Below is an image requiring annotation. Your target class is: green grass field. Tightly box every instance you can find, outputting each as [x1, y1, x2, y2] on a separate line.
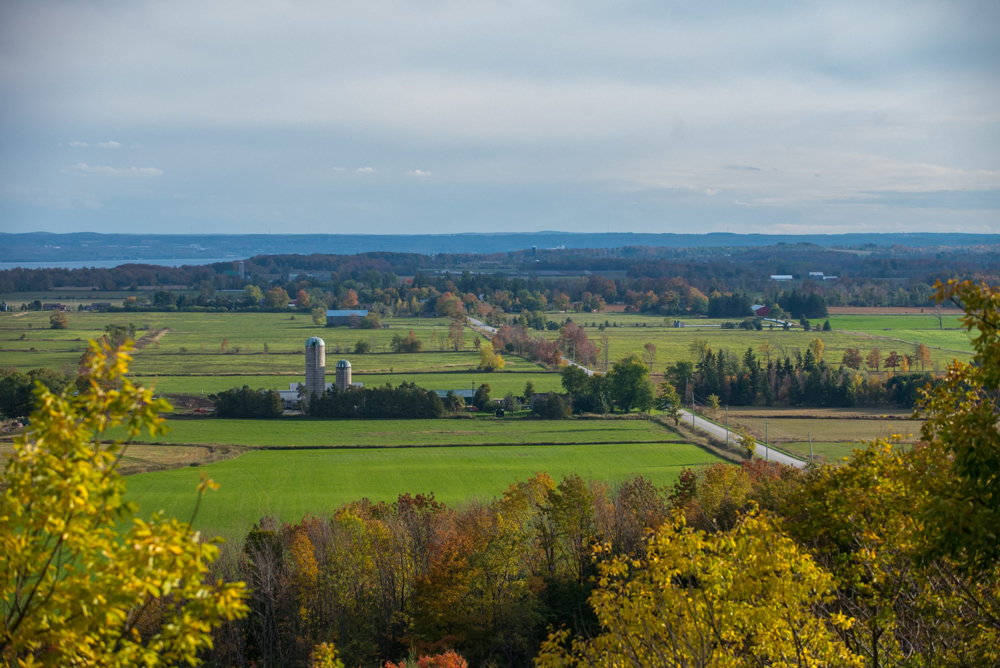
[125, 442, 723, 534]
[0, 311, 552, 380]
[826, 314, 965, 331]
[147, 371, 563, 397]
[544, 325, 969, 373]
[124, 415, 682, 447]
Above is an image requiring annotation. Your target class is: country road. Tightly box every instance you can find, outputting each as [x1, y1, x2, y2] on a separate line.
[677, 409, 805, 468]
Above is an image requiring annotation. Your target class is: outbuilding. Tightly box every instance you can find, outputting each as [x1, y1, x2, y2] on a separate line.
[325, 309, 369, 326]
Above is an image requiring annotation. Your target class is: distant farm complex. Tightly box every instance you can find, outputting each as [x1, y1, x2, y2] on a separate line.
[277, 337, 359, 408]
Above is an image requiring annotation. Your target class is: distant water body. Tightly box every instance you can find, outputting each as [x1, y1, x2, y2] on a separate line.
[0, 258, 239, 271]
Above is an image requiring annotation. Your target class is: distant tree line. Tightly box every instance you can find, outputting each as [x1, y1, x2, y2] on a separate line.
[664, 342, 936, 408]
[4, 246, 992, 323]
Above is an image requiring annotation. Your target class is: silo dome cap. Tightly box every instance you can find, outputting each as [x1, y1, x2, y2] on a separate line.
[336, 359, 352, 368]
[306, 337, 325, 346]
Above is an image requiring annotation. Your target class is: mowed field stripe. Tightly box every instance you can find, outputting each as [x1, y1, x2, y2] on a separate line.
[125, 442, 722, 535]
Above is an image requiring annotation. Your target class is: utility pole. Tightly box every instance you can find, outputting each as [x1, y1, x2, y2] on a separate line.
[725, 405, 729, 446]
[765, 418, 768, 462]
[809, 431, 813, 463]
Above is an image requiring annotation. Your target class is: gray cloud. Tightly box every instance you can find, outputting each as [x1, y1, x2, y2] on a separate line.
[2, 0, 998, 233]
[64, 163, 163, 177]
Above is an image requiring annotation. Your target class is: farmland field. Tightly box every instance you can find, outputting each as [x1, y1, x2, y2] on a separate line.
[119, 415, 683, 448]
[1, 310, 973, 390]
[149, 371, 562, 397]
[0, 442, 234, 476]
[782, 441, 869, 461]
[729, 416, 922, 443]
[0, 310, 556, 387]
[825, 314, 964, 331]
[125, 442, 725, 534]
[721, 414, 922, 462]
[540, 319, 969, 372]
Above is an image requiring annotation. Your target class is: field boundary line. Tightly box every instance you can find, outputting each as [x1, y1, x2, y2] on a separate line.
[122, 439, 694, 450]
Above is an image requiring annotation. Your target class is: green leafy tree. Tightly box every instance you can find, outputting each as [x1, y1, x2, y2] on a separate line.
[311, 306, 326, 325]
[918, 280, 1000, 570]
[0, 373, 34, 419]
[656, 381, 682, 425]
[532, 393, 570, 420]
[608, 355, 654, 412]
[0, 340, 247, 665]
[523, 379, 536, 400]
[560, 365, 590, 395]
[243, 284, 263, 303]
[472, 383, 491, 411]
[0, 369, 73, 420]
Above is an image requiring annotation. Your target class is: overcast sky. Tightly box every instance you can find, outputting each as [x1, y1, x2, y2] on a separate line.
[1, 0, 998, 235]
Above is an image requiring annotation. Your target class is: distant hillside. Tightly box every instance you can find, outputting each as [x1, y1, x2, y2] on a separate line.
[2, 231, 998, 264]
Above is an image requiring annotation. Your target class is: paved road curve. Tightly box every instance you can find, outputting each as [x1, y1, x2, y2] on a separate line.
[678, 409, 806, 468]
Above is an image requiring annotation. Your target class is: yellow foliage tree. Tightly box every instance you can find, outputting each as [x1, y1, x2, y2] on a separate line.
[0, 339, 247, 666]
[536, 512, 861, 667]
[738, 427, 757, 460]
[809, 337, 825, 362]
[478, 345, 506, 371]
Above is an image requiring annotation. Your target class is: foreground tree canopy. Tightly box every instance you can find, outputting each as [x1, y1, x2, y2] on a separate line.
[0, 340, 247, 666]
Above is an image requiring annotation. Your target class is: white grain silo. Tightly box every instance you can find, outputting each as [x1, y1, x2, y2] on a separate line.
[335, 359, 352, 391]
[305, 337, 326, 399]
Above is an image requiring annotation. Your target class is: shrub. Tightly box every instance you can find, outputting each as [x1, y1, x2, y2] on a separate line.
[49, 311, 68, 329]
[533, 393, 571, 419]
[391, 331, 423, 353]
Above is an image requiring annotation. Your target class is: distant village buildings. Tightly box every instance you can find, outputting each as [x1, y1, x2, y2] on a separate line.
[325, 309, 369, 326]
